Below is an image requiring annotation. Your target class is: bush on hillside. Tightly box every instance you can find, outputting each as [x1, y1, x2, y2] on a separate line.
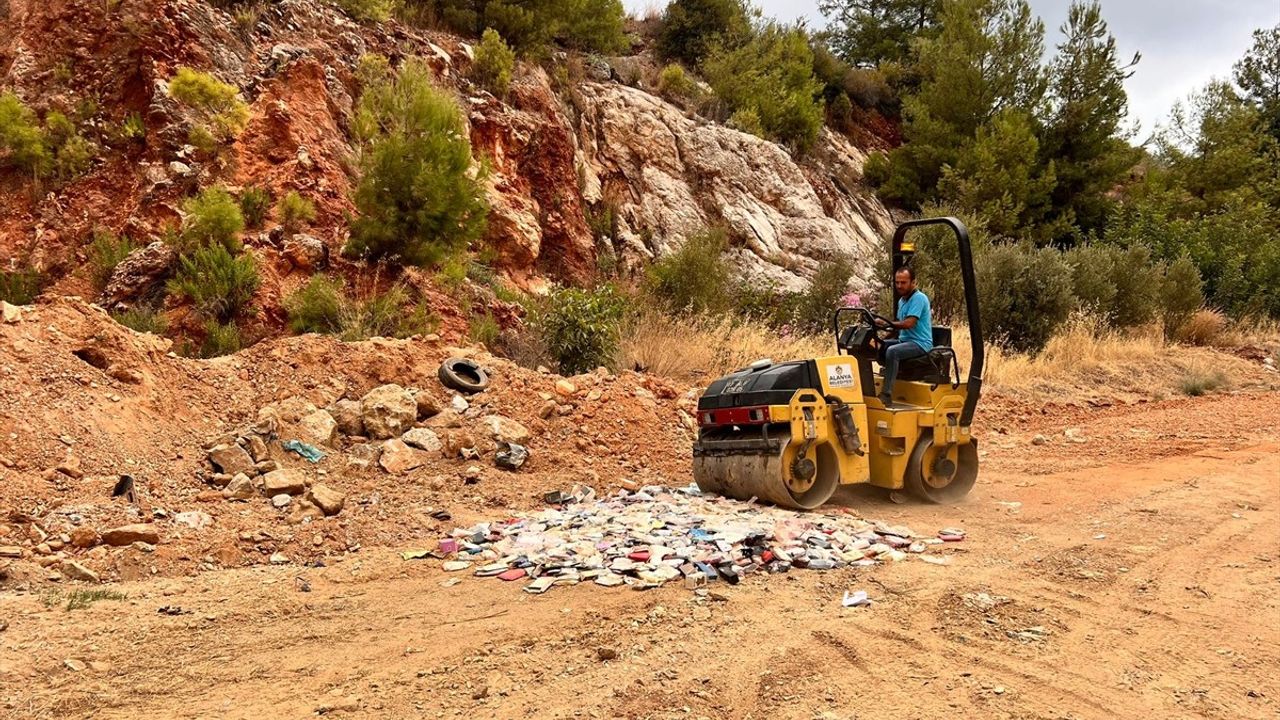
[1160, 255, 1204, 338]
[347, 59, 488, 267]
[1108, 244, 1162, 328]
[44, 111, 95, 181]
[644, 227, 732, 315]
[472, 28, 516, 97]
[167, 67, 249, 140]
[167, 244, 260, 322]
[1064, 244, 1119, 316]
[285, 275, 345, 334]
[178, 187, 245, 253]
[0, 268, 44, 305]
[786, 254, 857, 334]
[239, 186, 272, 229]
[977, 242, 1074, 353]
[657, 0, 752, 66]
[88, 230, 137, 288]
[199, 320, 245, 358]
[0, 92, 50, 175]
[423, 0, 626, 56]
[278, 190, 316, 234]
[701, 23, 825, 152]
[656, 63, 697, 101]
[111, 305, 168, 335]
[532, 284, 624, 374]
[332, 0, 396, 22]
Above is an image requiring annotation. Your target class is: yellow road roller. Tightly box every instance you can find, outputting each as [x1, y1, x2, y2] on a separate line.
[693, 217, 983, 508]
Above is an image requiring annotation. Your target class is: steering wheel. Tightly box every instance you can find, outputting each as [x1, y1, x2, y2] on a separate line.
[852, 308, 896, 342]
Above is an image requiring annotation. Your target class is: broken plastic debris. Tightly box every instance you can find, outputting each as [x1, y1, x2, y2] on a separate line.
[442, 560, 471, 572]
[842, 590, 872, 607]
[281, 440, 325, 463]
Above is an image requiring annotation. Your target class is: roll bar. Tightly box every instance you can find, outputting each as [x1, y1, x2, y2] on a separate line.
[892, 217, 984, 427]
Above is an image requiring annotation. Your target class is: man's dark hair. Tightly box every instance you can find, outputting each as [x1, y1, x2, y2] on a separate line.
[894, 266, 916, 280]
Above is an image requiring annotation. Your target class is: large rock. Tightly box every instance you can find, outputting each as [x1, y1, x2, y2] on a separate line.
[258, 398, 337, 447]
[261, 468, 307, 496]
[402, 428, 443, 453]
[208, 444, 255, 476]
[61, 560, 99, 583]
[100, 242, 177, 311]
[306, 484, 345, 516]
[574, 84, 892, 290]
[379, 439, 426, 475]
[328, 399, 365, 437]
[361, 385, 417, 440]
[480, 415, 531, 445]
[101, 524, 160, 546]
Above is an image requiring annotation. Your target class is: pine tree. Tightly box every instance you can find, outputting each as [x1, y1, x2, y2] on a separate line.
[1233, 25, 1280, 142]
[1039, 1, 1141, 244]
[817, 0, 941, 66]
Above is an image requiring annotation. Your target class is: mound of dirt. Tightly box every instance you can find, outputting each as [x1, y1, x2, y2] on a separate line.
[0, 297, 695, 585]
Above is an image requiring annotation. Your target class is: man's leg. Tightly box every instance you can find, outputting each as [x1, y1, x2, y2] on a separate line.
[880, 340, 925, 406]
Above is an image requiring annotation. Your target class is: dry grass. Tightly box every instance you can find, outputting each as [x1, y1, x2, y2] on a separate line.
[1176, 309, 1230, 346]
[618, 309, 829, 383]
[621, 308, 1278, 402]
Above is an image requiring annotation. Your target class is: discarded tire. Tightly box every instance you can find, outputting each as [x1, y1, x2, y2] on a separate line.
[438, 357, 490, 394]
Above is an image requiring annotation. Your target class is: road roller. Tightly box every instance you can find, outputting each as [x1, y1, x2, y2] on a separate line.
[693, 217, 984, 508]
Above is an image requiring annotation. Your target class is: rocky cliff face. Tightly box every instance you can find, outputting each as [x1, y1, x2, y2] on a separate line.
[0, 0, 893, 320]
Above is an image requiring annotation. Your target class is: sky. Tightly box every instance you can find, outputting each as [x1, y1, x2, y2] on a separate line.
[624, 0, 1280, 140]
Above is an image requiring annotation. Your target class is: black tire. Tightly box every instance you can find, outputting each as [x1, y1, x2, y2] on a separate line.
[905, 431, 978, 503]
[438, 357, 490, 394]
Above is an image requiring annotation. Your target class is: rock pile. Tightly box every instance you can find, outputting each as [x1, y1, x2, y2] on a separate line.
[432, 485, 960, 594]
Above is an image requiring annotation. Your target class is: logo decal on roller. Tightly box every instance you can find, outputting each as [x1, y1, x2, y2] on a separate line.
[826, 363, 854, 388]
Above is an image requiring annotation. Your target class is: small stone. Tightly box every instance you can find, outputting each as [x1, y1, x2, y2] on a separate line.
[495, 442, 529, 471]
[269, 552, 289, 564]
[450, 395, 469, 413]
[464, 465, 482, 483]
[480, 415, 531, 444]
[306, 484, 345, 516]
[271, 493, 293, 508]
[64, 658, 88, 672]
[555, 379, 577, 397]
[402, 428, 443, 453]
[107, 365, 144, 384]
[261, 468, 307, 496]
[56, 455, 84, 479]
[222, 473, 256, 500]
[0, 301, 21, 323]
[69, 527, 100, 549]
[60, 560, 99, 583]
[173, 511, 212, 530]
[379, 439, 427, 475]
[101, 524, 160, 546]
[298, 409, 338, 447]
[208, 444, 255, 476]
[538, 400, 557, 419]
[596, 647, 618, 661]
[244, 435, 270, 463]
[0, 546, 22, 558]
[409, 388, 441, 419]
[1031, 434, 1049, 446]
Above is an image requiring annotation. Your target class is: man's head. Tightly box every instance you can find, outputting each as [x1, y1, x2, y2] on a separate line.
[894, 266, 917, 297]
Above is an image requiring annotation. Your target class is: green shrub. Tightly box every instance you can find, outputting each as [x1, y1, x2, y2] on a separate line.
[1064, 244, 1119, 316]
[977, 242, 1074, 353]
[533, 284, 624, 374]
[842, 67, 894, 111]
[473, 28, 516, 97]
[656, 63, 696, 101]
[111, 305, 168, 334]
[701, 23, 825, 152]
[787, 254, 857, 334]
[53, 134, 94, 179]
[179, 188, 245, 253]
[342, 284, 437, 340]
[469, 311, 500, 347]
[0, 268, 44, 305]
[200, 320, 244, 358]
[347, 59, 488, 267]
[285, 275, 345, 334]
[333, 0, 396, 21]
[167, 244, 260, 322]
[0, 92, 50, 175]
[1108, 244, 1162, 328]
[120, 112, 146, 140]
[1160, 255, 1204, 338]
[727, 108, 764, 136]
[278, 190, 316, 233]
[644, 227, 731, 315]
[862, 151, 891, 187]
[167, 67, 249, 140]
[239, 186, 272, 229]
[658, 0, 752, 66]
[88, 230, 137, 287]
[585, 201, 618, 244]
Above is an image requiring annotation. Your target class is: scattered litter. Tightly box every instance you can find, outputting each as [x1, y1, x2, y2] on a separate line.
[282, 440, 325, 463]
[495, 442, 529, 471]
[842, 590, 872, 607]
[920, 555, 949, 565]
[439, 484, 955, 595]
[1092, 534, 1106, 540]
[401, 549, 432, 561]
[442, 560, 472, 572]
[440, 578, 462, 588]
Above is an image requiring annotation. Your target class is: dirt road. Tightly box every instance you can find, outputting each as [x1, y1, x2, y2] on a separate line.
[3, 392, 1279, 720]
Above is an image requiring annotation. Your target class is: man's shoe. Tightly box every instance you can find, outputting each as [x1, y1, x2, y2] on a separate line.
[878, 393, 897, 409]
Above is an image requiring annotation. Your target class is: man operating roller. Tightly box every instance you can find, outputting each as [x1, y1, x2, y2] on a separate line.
[874, 266, 932, 408]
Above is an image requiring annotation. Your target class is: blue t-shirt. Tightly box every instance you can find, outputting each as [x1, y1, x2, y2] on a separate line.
[897, 290, 933, 351]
